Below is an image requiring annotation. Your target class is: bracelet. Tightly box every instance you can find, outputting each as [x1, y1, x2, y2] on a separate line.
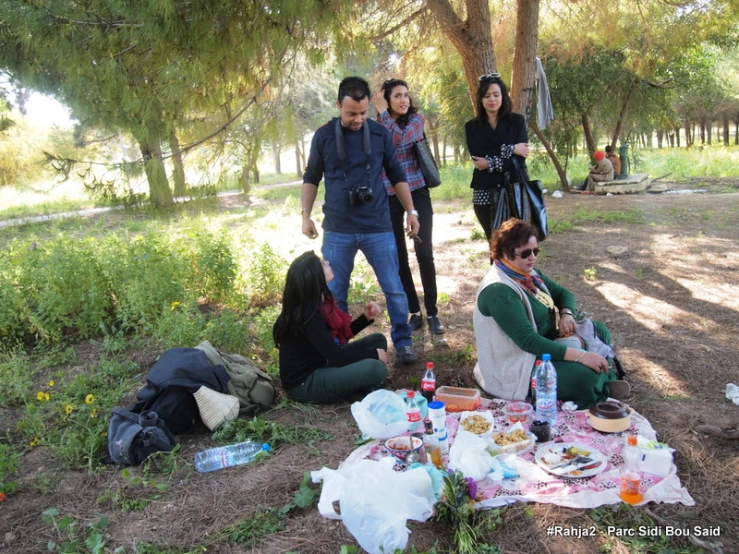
[575, 352, 587, 364]
[560, 309, 573, 317]
[301, 208, 310, 215]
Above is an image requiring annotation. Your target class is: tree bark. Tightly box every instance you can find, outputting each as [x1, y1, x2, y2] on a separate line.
[706, 120, 712, 144]
[426, 0, 497, 108]
[241, 165, 251, 196]
[272, 140, 281, 174]
[168, 129, 187, 197]
[611, 82, 635, 148]
[675, 127, 680, 148]
[582, 113, 596, 156]
[295, 140, 302, 178]
[510, 0, 540, 123]
[135, 127, 173, 208]
[529, 120, 568, 191]
[700, 119, 706, 144]
[723, 116, 729, 146]
[656, 129, 663, 148]
[442, 135, 448, 166]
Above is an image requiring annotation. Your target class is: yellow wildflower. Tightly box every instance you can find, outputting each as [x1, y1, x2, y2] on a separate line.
[90, 408, 98, 418]
[102, 431, 107, 437]
[48, 380, 55, 387]
[171, 301, 181, 311]
[44, 392, 50, 401]
[30, 437, 40, 447]
[36, 391, 45, 401]
[64, 405, 73, 414]
[85, 394, 95, 405]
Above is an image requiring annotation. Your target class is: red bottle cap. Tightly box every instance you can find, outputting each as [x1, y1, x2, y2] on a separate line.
[626, 436, 638, 446]
[426, 362, 435, 370]
[407, 391, 415, 398]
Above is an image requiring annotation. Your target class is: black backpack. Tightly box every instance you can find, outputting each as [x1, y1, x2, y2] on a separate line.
[107, 408, 177, 466]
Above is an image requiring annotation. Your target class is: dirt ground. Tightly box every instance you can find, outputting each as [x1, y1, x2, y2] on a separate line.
[2, 184, 738, 554]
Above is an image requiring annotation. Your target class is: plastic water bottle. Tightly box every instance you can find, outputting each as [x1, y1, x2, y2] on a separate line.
[530, 360, 542, 404]
[421, 362, 436, 403]
[194, 441, 270, 473]
[619, 436, 643, 504]
[535, 353, 557, 425]
[405, 391, 423, 433]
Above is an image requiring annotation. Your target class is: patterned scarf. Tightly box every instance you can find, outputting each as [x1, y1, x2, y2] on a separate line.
[494, 259, 555, 310]
[319, 296, 355, 345]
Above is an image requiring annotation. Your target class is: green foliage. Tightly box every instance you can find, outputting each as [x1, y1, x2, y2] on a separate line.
[238, 241, 286, 308]
[204, 309, 250, 353]
[0, 349, 33, 405]
[151, 303, 207, 350]
[250, 305, 281, 375]
[42, 508, 111, 554]
[0, 443, 20, 496]
[213, 417, 333, 450]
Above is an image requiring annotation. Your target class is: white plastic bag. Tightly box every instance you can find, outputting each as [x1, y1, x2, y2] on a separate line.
[351, 389, 409, 440]
[448, 429, 494, 481]
[311, 457, 436, 554]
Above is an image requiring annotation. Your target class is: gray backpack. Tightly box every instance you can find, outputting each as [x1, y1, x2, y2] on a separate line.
[107, 408, 177, 465]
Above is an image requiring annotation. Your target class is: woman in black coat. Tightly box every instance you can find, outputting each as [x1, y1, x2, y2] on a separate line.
[465, 74, 530, 243]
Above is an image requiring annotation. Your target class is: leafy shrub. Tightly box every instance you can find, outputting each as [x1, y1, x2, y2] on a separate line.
[0, 350, 33, 405]
[204, 309, 250, 353]
[238, 241, 286, 308]
[150, 302, 207, 350]
[181, 226, 237, 303]
[250, 305, 281, 375]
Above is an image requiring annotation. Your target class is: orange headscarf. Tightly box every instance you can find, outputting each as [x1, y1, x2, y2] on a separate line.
[594, 151, 605, 162]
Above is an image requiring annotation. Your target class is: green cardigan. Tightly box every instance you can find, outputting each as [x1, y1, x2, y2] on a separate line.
[477, 272, 576, 361]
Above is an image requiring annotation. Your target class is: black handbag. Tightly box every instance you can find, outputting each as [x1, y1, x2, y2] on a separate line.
[413, 134, 441, 188]
[511, 158, 548, 240]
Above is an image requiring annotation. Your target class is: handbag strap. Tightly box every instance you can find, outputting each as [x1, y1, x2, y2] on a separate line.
[510, 156, 528, 184]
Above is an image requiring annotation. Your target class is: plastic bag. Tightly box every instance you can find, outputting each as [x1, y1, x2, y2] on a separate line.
[311, 457, 436, 554]
[448, 429, 494, 481]
[351, 389, 409, 440]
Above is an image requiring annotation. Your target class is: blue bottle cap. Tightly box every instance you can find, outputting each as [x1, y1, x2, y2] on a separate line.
[428, 401, 445, 410]
[261, 443, 271, 452]
[542, 353, 551, 361]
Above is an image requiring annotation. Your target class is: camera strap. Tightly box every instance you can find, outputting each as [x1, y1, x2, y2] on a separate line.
[335, 118, 372, 186]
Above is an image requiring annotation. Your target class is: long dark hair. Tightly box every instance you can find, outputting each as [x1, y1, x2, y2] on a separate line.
[474, 75, 512, 126]
[272, 251, 332, 347]
[382, 78, 418, 128]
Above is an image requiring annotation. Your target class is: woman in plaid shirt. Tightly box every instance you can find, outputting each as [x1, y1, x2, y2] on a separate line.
[374, 79, 444, 335]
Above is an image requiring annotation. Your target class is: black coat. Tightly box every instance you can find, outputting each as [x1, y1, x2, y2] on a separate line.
[465, 113, 528, 190]
[134, 348, 231, 434]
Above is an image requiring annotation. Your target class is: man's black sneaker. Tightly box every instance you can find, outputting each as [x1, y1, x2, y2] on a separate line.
[427, 315, 445, 335]
[397, 345, 418, 365]
[408, 313, 424, 331]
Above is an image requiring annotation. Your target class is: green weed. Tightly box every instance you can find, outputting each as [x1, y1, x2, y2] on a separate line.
[584, 267, 598, 281]
[0, 349, 33, 405]
[42, 508, 111, 554]
[0, 443, 20, 496]
[212, 417, 333, 450]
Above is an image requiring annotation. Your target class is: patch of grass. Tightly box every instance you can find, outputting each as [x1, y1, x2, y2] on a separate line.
[212, 417, 334, 449]
[42, 508, 112, 554]
[0, 443, 21, 497]
[584, 267, 598, 281]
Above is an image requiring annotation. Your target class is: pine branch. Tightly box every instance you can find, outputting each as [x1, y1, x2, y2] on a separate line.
[366, 6, 427, 42]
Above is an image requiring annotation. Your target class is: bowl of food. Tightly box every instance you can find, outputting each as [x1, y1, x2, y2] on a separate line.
[488, 427, 536, 455]
[459, 411, 495, 438]
[384, 436, 424, 463]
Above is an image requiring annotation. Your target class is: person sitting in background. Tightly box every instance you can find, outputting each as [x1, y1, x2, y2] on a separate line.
[472, 218, 629, 408]
[273, 252, 388, 404]
[605, 144, 622, 176]
[583, 150, 614, 194]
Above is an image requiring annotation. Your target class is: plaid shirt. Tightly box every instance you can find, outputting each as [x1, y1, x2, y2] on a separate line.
[378, 111, 427, 195]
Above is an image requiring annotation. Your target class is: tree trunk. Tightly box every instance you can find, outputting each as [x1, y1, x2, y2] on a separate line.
[295, 140, 302, 178]
[135, 127, 173, 208]
[706, 120, 712, 144]
[656, 129, 663, 148]
[611, 82, 635, 148]
[272, 140, 281, 174]
[241, 165, 251, 196]
[700, 119, 705, 144]
[529, 120, 568, 191]
[675, 127, 681, 148]
[426, 0, 496, 108]
[723, 116, 729, 146]
[582, 113, 596, 156]
[442, 135, 448, 166]
[510, 0, 540, 123]
[735, 116, 738, 145]
[168, 129, 187, 197]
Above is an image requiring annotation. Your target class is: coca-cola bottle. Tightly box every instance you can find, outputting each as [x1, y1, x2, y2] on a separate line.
[421, 362, 436, 403]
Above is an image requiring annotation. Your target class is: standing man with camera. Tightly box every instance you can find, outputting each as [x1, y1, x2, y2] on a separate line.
[301, 76, 420, 365]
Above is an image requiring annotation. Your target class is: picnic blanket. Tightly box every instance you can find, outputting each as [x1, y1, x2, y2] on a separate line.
[344, 398, 694, 510]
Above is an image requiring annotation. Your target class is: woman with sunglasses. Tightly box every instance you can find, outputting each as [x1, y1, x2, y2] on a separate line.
[473, 218, 627, 408]
[465, 74, 530, 248]
[373, 78, 444, 335]
[273, 251, 388, 403]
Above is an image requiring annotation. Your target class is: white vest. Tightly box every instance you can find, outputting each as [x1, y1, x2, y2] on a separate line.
[473, 265, 550, 400]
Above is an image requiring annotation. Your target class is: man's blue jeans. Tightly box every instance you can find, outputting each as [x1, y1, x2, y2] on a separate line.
[322, 231, 412, 349]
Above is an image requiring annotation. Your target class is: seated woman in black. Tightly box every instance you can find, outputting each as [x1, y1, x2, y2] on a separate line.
[273, 251, 388, 403]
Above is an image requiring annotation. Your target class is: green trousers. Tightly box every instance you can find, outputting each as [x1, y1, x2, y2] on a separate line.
[552, 321, 618, 409]
[286, 333, 388, 404]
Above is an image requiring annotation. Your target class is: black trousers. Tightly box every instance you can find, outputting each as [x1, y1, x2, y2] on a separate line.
[473, 187, 505, 241]
[388, 187, 438, 316]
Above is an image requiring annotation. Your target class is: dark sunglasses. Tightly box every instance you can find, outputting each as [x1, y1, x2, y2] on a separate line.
[516, 248, 540, 258]
[478, 73, 501, 81]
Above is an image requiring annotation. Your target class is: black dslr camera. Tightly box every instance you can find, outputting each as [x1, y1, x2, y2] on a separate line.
[348, 184, 374, 205]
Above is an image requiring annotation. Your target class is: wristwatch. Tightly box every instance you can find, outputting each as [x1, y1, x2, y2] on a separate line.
[560, 309, 574, 317]
[407, 209, 419, 217]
